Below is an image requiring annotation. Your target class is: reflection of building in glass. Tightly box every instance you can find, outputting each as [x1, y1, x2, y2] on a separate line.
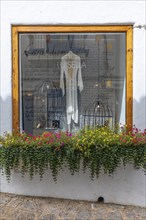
[20, 33, 125, 134]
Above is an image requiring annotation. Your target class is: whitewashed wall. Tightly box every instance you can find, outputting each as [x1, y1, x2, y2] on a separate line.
[1, 165, 146, 207]
[0, 0, 146, 207]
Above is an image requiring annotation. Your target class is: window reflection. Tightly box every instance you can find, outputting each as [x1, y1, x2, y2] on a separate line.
[20, 33, 126, 134]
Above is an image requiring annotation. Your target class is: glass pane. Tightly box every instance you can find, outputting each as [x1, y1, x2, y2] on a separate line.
[19, 33, 126, 135]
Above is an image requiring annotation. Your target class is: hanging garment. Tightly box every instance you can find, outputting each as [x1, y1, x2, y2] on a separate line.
[60, 51, 83, 125]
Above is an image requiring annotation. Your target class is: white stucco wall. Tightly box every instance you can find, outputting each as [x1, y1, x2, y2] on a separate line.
[1, 165, 146, 207]
[0, 0, 146, 133]
[0, 0, 146, 207]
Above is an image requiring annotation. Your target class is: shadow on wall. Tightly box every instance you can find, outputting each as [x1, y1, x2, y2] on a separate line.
[133, 96, 146, 129]
[0, 96, 12, 135]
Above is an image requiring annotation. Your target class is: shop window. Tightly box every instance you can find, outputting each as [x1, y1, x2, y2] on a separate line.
[12, 26, 133, 134]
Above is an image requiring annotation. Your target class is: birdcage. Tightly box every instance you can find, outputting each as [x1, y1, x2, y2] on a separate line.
[83, 97, 113, 128]
[82, 35, 113, 129]
[34, 80, 66, 131]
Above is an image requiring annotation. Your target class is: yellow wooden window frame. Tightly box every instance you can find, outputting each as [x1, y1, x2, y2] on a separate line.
[12, 25, 133, 131]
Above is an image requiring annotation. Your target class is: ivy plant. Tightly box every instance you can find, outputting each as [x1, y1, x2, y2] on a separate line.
[0, 126, 146, 182]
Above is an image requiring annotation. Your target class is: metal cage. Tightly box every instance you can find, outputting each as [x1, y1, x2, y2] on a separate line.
[35, 80, 66, 130]
[83, 97, 113, 128]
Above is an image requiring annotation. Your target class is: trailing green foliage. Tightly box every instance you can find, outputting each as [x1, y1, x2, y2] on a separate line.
[0, 126, 146, 182]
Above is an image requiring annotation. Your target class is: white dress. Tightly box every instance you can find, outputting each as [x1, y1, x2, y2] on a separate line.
[60, 51, 83, 125]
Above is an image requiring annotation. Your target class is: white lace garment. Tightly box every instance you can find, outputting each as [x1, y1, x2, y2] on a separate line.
[60, 51, 83, 125]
